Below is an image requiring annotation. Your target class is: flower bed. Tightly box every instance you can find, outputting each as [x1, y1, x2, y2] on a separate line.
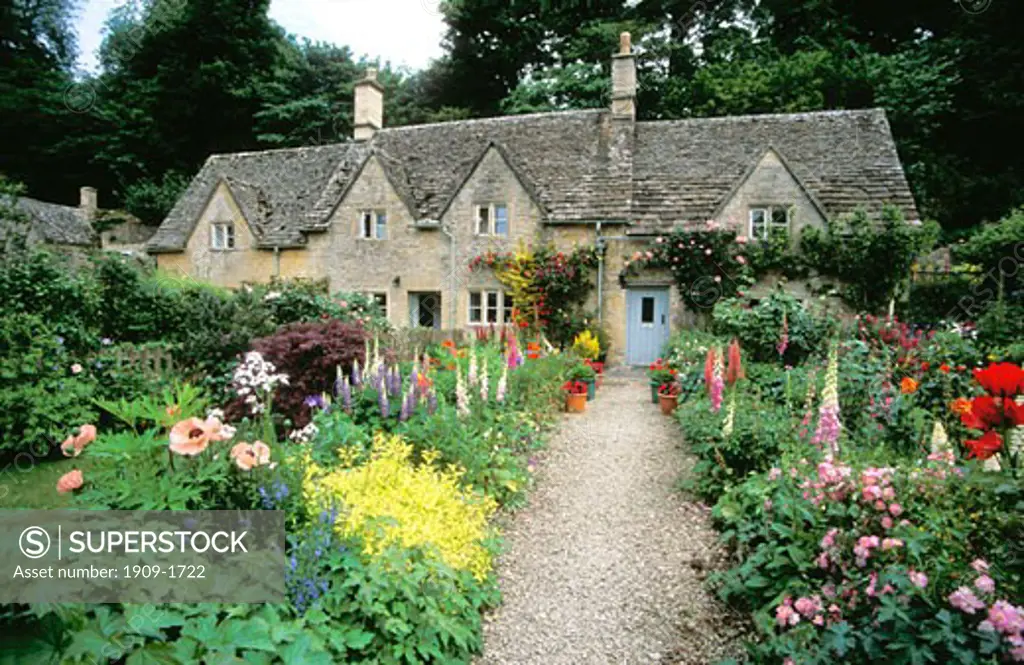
[668, 311, 1024, 663]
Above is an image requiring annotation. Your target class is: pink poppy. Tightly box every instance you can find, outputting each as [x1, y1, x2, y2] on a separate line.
[169, 418, 213, 456]
[230, 440, 272, 471]
[61, 424, 97, 458]
[57, 469, 83, 494]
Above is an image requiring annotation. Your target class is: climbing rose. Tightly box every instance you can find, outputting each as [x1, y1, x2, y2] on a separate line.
[949, 587, 986, 614]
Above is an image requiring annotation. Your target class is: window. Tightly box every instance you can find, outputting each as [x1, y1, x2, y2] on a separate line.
[749, 206, 790, 241]
[475, 203, 509, 236]
[640, 296, 655, 325]
[409, 292, 441, 329]
[211, 222, 235, 250]
[468, 290, 511, 324]
[359, 210, 387, 239]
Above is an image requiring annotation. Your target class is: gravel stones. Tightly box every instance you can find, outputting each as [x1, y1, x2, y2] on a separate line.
[478, 374, 743, 664]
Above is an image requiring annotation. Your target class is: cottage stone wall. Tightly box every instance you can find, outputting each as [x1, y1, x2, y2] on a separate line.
[283, 156, 444, 327]
[716, 149, 826, 244]
[441, 147, 547, 329]
[156, 182, 275, 286]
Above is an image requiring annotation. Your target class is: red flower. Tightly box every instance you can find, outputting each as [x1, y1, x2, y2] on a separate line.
[964, 430, 1003, 460]
[973, 362, 1024, 397]
[921, 361, 930, 372]
[726, 339, 744, 386]
[562, 380, 587, 395]
[1005, 398, 1024, 427]
[959, 396, 1006, 430]
[939, 364, 951, 374]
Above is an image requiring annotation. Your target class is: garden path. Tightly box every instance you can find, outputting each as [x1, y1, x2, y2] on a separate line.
[478, 371, 742, 665]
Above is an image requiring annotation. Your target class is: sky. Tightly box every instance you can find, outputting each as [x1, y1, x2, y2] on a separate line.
[75, 0, 447, 73]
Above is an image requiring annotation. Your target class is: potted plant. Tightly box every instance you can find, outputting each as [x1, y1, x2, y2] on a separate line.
[567, 363, 597, 400]
[657, 382, 681, 416]
[587, 359, 605, 387]
[648, 359, 677, 403]
[562, 380, 588, 413]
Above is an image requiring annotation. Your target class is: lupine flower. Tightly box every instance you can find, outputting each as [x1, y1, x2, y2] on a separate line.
[726, 339, 744, 386]
[496, 364, 508, 403]
[427, 389, 438, 414]
[455, 367, 470, 418]
[507, 335, 520, 369]
[949, 586, 986, 614]
[339, 376, 352, 411]
[468, 346, 478, 387]
[480, 364, 489, 401]
[812, 347, 841, 458]
[722, 393, 736, 436]
[304, 394, 326, 411]
[351, 359, 362, 387]
[399, 387, 412, 422]
[378, 386, 390, 418]
[709, 348, 725, 413]
[777, 312, 789, 358]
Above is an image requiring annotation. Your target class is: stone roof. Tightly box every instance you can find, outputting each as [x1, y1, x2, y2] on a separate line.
[0, 196, 97, 247]
[149, 107, 918, 252]
[631, 108, 919, 233]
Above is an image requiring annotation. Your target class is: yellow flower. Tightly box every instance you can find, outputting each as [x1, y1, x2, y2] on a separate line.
[303, 433, 497, 580]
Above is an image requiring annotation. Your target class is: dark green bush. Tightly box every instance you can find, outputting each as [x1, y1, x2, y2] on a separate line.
[712, 290, 837, 364]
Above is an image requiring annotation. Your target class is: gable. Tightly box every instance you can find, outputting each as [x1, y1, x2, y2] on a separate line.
[436, 143, 544, 222]
[325, 155, 413, 230]
[186, 181, 259, 250]
[716, 148, 827, 239]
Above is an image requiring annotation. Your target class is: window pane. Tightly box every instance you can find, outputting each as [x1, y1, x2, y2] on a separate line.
[469, 292, 481, 323]
[502, 293, 513, 323]
[750, 209, 767, 239]
[212, 225, 221, 248]
[225, 224, 235, 248]
[376, 212, 387, 239]
[494, 205, 508, 236]
[476, 206, 489, 234]
[487, 292, 498, 308]
[770, 207, 789, 234]
[641, 296, 655, 324]
[359, 212, 371, 237]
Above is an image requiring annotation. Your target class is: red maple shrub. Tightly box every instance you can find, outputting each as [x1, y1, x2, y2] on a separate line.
[248, 319, 368, 427]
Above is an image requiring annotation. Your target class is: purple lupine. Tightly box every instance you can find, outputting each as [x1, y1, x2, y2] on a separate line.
[390, 367, 402, 397]
[427, 389, 438, 414]
[410, 369, 420, 398]
[351, 359, 362, 387]
[340, 376, 352, 412]
[378, 386, 390, 418]
[304, 394, 326, 411]
[399, 392, 411, 422]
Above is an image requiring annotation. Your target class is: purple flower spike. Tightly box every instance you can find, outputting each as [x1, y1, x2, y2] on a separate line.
[378, 387, 390, 418]
[340, 378, 352, 412]
[351, 360, 362, 387]
[427, 390, 438, 414]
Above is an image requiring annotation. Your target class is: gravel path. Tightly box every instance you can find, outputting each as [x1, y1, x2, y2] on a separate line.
[478, 372, 742, 665]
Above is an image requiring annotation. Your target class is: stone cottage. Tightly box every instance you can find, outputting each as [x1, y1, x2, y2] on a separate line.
[147, 33, 918, 365]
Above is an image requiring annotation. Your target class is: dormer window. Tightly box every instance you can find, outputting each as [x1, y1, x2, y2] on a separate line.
[749, 206, 790, 241]
[211, 222, 235, 250]
[359, 210, 387, 239]
[475, 203, 508, 236]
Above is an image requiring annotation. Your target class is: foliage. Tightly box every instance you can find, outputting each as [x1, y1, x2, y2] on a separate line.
[303, 433, 499, 581]
[571, 329, 601, 361]
[620, 226, 752, 312]
[0, 314, 98, 459]
[470, 244, 600, 347]
[801, 208, 938, 311]
[712, 291, 837, 365]
[248, 319, 368, 428]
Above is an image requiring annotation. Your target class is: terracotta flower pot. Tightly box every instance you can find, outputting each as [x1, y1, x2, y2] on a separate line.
[565, 392, 587, 413]
[658, 392, 679, 416]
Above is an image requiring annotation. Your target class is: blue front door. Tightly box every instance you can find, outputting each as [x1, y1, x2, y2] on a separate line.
[626, 288, 670, 365]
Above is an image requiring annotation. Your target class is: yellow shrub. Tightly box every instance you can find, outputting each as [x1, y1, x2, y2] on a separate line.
[572, 330, 601, 360]
[302, 433, 498, 580]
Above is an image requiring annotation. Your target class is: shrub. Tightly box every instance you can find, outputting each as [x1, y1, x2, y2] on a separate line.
[302, 433, 498, 581]
[712, 290, 836, 364]
[249, 319, 367, 427]
[92, 253, 184, 344]
[0, 314, 97, 460]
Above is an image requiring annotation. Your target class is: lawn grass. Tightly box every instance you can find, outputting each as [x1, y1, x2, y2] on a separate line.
[0, 457, 92, 509]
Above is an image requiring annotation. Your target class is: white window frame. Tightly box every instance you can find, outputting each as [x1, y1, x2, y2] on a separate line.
[468, 290, 512, 325]
[210, 222, 235, 250]
[749, 206, 791, 241]
[474, 203, 509, 237]
[358, 210, 387, 240]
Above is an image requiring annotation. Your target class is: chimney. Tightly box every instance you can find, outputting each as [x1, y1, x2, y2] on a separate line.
[353, 67, 384, 141]
[79, 186, 98, 222]
[611, 32, 636, 120]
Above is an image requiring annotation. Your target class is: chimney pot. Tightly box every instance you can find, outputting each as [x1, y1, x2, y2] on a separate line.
[619, 32, 632, 55]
